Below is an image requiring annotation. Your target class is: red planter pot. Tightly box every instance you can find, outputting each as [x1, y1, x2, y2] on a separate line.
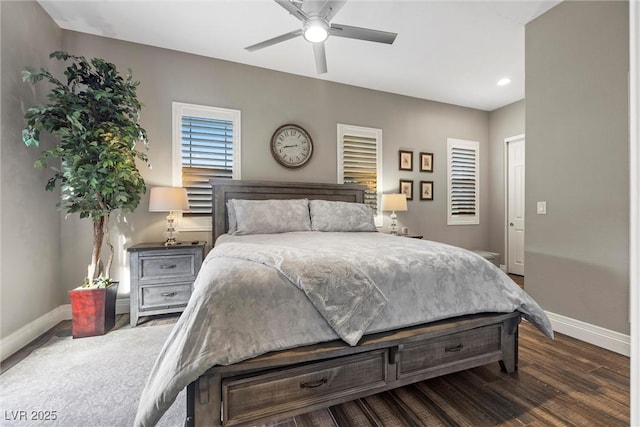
[68, 282, 118, 338]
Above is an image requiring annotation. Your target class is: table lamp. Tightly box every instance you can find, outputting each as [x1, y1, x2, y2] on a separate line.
[381, 193, 408, 235]
[148, 187, 189, 246]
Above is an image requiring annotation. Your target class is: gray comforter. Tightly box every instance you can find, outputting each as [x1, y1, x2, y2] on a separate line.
[135, 232, 553, 427]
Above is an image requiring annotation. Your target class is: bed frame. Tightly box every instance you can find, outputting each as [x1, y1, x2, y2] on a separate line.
[185, 179, 520, 427]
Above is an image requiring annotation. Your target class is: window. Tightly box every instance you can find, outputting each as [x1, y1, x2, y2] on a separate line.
[337, 124, 382, 226]
[172, 102, 241, 230]
[447, 138, 479, 225]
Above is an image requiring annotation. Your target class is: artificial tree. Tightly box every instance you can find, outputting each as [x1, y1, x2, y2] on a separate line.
[22, 51, 149, 288]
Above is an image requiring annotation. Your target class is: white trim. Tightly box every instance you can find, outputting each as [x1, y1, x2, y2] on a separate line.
[171, 101, 241, 232]
[0, 306, 67, 361]
[545, 311, 630, 356]
[447, 138, 480, 225]
[629, 1, 639, 424]
[504, 133, 525, 144]
[503, 134, 525, 273]
[0, 299, 130, 361]
[116, 298, 130, 315]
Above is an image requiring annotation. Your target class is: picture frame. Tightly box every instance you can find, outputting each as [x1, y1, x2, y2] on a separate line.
[420, 181, 434, 201]
[399, 150, 413, 171]
[399, 179, 414, 201]
[420, 152, 434, 172]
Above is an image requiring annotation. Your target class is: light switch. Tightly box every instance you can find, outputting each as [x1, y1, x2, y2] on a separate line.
[537, 201, 547, 214]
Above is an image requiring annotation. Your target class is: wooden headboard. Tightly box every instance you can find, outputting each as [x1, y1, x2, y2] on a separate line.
[210, 179, 366, 244]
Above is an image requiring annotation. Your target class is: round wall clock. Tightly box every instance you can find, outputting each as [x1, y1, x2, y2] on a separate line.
[270, 124, 313, 169]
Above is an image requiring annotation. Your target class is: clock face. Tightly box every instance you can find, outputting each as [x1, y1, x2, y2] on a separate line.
[270, 124, 313, 169]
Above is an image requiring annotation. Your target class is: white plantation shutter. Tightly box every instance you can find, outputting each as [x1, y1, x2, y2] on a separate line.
[173, 102, 240, 229]
[181, 116, 233, 215]
[337, 124, 382, 225]
[447, 138, 479, 225]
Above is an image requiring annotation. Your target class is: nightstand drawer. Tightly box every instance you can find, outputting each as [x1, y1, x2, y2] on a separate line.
[140, 282, 192, 311]
[139, 254, 196, 281]
[128, 242, 205, 327]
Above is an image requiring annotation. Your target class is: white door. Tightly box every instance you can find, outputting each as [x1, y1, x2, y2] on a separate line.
[507, 137, 525, 275]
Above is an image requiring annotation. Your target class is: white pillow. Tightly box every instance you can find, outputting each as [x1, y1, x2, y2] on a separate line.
[232, 199, 311, 235]
[309, 200, 377, 232]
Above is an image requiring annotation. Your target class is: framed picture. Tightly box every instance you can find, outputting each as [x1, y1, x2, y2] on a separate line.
[399, 150, 413, 171]
[420, 152, 434, 172]
[399, 179, 413, 201]
[420, 181, 434, 201]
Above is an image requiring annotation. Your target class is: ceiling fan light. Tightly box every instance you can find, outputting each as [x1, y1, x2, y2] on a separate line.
[303, 19, 329, 43]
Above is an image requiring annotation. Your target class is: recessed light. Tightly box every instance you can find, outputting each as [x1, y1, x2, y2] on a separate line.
[497, 77, 511, 86]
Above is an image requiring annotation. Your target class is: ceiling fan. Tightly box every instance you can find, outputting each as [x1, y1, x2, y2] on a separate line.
[245, 0, 398, 74]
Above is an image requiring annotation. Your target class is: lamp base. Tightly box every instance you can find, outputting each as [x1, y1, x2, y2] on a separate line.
[163, 212, 179, 246]
[389, 211, 398, 235]
[164, 237, 179, 246]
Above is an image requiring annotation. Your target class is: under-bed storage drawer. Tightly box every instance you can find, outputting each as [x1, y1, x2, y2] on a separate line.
[398, 325, 501, 378]
[222, 350, 388, 426]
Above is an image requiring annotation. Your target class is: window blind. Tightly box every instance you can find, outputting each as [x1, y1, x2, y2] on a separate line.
[341, 133, 379, 213]
[447, 139, 479, 225]
[181, 115, 234, 215]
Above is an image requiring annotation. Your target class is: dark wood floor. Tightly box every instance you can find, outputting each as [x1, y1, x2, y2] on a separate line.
[2, 309, 629, 426]
[278, 321, 630, 426]
[508, 273, 524, 288]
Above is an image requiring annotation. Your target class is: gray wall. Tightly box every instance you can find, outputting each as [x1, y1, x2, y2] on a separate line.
[58, 31, 491, 297]
[525, 1, 629, 333]
[0, 1, 63, 337]
[488, 100, 525, 265]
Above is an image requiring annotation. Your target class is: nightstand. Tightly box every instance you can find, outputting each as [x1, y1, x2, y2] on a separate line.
[128, 242, 205, 327]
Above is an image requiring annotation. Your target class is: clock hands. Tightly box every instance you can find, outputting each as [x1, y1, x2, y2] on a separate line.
[271, 124, 313, 169]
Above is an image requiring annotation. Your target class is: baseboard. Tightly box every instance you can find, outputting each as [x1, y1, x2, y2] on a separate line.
[116, 298, 130, 315]
[0, 306, 67, 361]
[546, 311, 630, 356]
[1, 298, 130, 362]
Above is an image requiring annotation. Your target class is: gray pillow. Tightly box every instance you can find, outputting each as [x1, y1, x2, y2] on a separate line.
[226, 200, 237, 233]
[232, 199, 311, 235]
[310, 200, 377, 232]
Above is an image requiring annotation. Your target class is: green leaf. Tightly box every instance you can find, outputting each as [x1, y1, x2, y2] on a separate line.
[22, 50, 150, 280]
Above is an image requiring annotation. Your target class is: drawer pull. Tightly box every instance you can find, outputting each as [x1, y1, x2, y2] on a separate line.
[160, 264, 177, 270]
[445, 344, 464, 352]
[300, 377, 328, 389]
[161, 292, 177, 297]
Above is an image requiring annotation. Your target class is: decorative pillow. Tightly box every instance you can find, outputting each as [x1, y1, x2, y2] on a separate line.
[309, 200, 378, 232]
[226, 200, 237, 233]
[232, 199, 311, 235]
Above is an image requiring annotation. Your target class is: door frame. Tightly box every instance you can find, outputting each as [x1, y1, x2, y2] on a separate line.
[503, 133, 525, 275]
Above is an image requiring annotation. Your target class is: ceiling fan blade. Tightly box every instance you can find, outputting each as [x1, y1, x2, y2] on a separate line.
[329, 23, 397, 44]
[313, 42, 328, 74]
[245, 29, 303, 52]
[318, 0, 346, 22]
[273, 0, 310, 22]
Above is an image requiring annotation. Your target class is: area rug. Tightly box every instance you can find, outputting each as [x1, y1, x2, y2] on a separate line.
[0, 325, 184, 427]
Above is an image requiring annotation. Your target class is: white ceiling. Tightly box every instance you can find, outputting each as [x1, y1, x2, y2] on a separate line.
[38, 0, 560, 111]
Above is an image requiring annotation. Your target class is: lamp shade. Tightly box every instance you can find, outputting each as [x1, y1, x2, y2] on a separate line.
[148, 187, 189, 212]
[381, 193, 407, 212]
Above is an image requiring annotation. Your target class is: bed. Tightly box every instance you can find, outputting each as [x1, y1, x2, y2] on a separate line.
[134, 179, 553, 427]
